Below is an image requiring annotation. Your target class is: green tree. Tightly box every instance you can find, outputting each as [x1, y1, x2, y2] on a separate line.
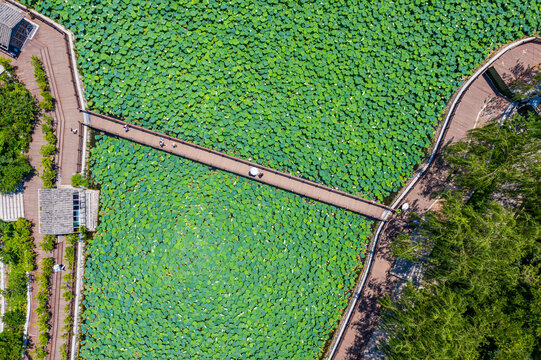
[380, 111, 541, 359]
[2, 308, 25, 330]
[0, 58, 38, 193]
[0, 330, 23, 360]
[71, 173, 89, 188]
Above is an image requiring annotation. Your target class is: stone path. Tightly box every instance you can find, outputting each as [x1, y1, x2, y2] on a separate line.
[82, 110, 393, 220]
[328, 37, 541, 360]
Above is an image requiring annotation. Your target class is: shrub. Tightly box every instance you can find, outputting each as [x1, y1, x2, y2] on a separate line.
[40, 235, 56, 252]
[65, 246, 75, 270]
[35, 346, 48, 360]
[31, 55, 48, 92]
[67, 233, 79, 245]
[43, 114, 54, 126]
[71, 173, 89, 188]
[44, 131, 56, 145]
[39, 91, 54, 111]
[39, 143, 56, 157]
[60, 344, 67, 360]
[38, 330, 48, 346]
[41, 168, 56, 188]
[62, 291, 74, 302]
[41, 123, 53, 134]
[0, 66, 37, 193]
[2, 308, 25, 330]
[39, 157, 52, 172]
[63, 273, 73, 289]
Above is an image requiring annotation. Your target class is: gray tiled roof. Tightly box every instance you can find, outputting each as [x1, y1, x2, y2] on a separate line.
[0, 2, 24, 50]
[39, 188, 100, 234]
[39, 189, 76, 234]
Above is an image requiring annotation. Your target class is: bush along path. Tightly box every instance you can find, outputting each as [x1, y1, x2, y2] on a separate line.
[28, 55, 59, 360]
[0, 219, 35, 359]
[327, 37, 541, 360]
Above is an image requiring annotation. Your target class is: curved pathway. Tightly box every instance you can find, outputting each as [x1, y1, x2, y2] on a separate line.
[327, 37, 541, 360]
[81, 110, 393, 220]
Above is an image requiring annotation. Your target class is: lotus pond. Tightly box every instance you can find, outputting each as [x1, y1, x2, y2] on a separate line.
[25, 0, 540, 199]
[81, 136, 372, 359]
[23, 0, 540, 357]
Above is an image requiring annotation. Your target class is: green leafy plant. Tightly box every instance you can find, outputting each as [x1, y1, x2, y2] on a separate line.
[71, 173, 89, 188]
[0, 58, 37, 193]
[25, 0, 540, 201]
[34, 257, 54, 359]
[39, 143, 56, 157]
[41, 169, 56, 189]
[40, 234, 56, 252]
[39, 91, 54, 111]
[79, 137, 373, 359]
[22, 0, 540, 357]
[65, 246, 75, 270]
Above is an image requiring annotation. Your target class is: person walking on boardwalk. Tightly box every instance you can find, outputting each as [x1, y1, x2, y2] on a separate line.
[124, 124, 129, 132]
[159, 138, 165, 147]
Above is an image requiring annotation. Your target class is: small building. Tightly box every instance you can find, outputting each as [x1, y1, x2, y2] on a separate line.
[0, 2, 35, 54]
[38, 188, 99, 235]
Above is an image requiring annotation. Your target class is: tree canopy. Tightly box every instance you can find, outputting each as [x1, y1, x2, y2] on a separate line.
[380, 109, 541, 359]
[0, 218, 35, 359]
[0, 58, 37, 193]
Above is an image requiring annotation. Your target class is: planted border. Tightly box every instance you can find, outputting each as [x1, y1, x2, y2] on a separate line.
[0, 219, 35, 359]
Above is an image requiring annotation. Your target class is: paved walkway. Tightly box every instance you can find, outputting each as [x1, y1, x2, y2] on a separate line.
[329, 38, 541, 360]
[10, 10, 83, 360]
[82, 110, 393, 220]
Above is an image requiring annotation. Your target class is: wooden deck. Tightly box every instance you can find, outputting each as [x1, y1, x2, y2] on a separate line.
[82, 110, 393, 220]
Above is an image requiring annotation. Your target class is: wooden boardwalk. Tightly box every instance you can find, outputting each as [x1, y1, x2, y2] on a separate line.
[329, 38, 541, 360]
[81, 110, 393, 220]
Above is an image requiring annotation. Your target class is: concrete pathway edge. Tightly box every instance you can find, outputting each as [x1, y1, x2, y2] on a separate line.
[324, 36, 541, 360]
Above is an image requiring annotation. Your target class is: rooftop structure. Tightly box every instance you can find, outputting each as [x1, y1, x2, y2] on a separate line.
[39, 188, 99, 234]
[0, 2, 24, 51]
[0, 2, 36, 54]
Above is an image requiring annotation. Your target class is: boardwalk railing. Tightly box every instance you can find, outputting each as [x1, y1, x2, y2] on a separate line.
[81, 109, 393, 220]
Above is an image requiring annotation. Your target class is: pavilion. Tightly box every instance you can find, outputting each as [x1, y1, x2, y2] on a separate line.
[38, 188, 99, 235]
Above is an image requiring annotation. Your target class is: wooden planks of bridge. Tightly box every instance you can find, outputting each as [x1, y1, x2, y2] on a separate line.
[81, 110, 392, 220]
